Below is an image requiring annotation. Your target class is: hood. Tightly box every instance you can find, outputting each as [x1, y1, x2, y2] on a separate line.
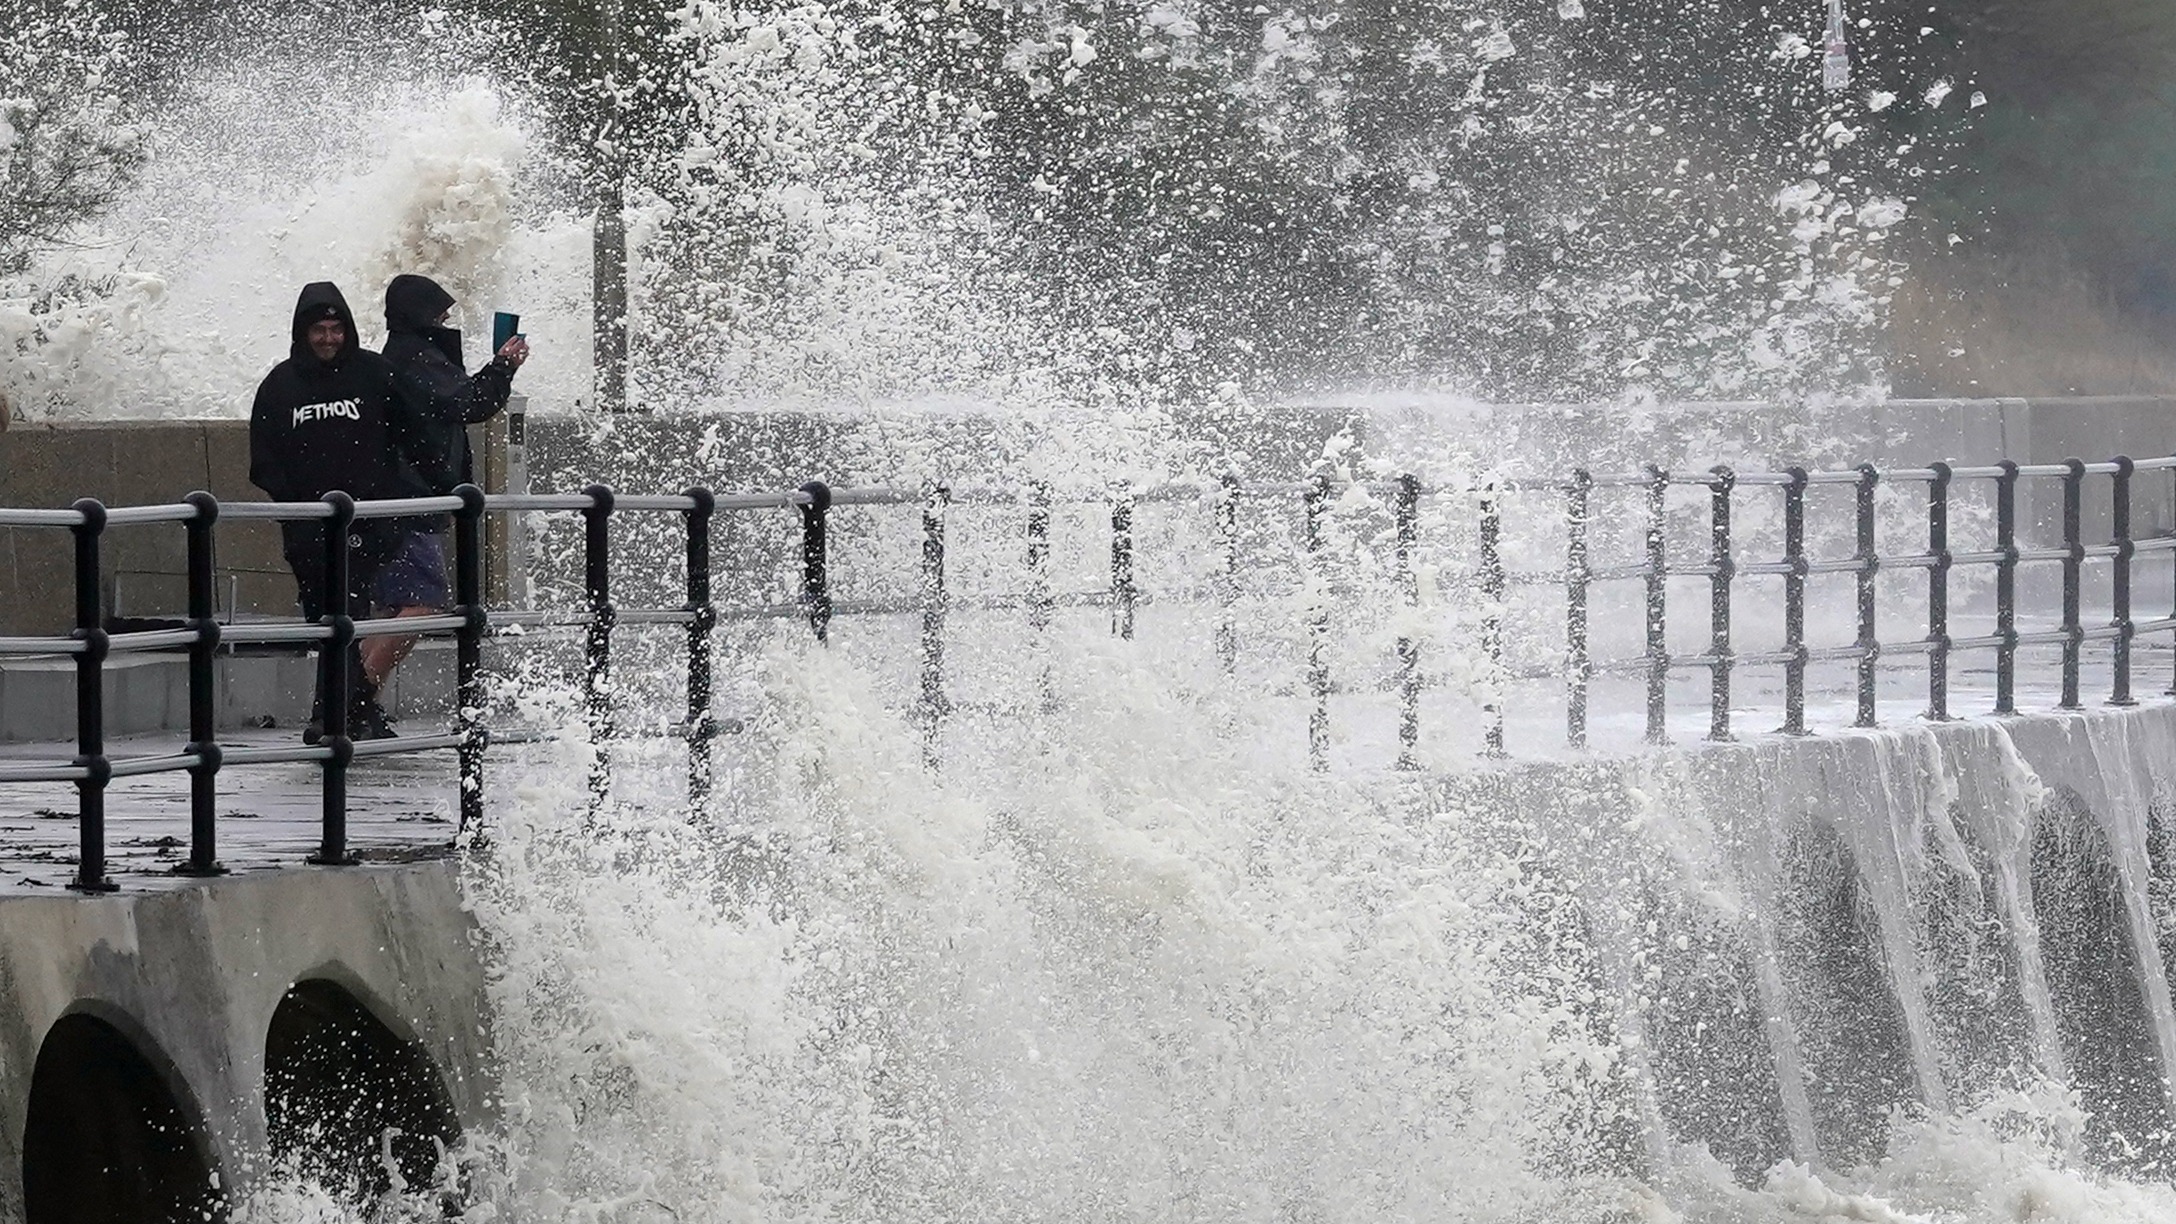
[385, 272, 465, 366]
[290, 282, 361, 367]
[385, 274, 457, 334]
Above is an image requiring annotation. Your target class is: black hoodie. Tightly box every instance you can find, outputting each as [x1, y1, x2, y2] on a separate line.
[381, 273, 514, 495]
[249, 282, 456, 559]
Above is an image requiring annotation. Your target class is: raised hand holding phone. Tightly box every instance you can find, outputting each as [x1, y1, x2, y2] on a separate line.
[492, 311, 529, 369]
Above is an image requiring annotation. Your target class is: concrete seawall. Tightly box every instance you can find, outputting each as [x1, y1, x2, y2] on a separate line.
[0, 860, 486, 1218]
[1430, 698, 2176, 1176]
[3, 700, 2175, 1211]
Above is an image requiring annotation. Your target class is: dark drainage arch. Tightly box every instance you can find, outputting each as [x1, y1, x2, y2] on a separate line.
[264, 979, 461, 1204]
[23, 1010, 223, 1224]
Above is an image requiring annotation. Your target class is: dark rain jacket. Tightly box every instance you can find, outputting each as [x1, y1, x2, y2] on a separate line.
[380, 274, 514, 501]
[249, 282, 456, 568]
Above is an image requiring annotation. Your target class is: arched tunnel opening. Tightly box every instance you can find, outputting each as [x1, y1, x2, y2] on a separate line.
[23, 1011, 223, 1224]
[2032, 789, 2174, 1175]
[264, 979, 462, 1206]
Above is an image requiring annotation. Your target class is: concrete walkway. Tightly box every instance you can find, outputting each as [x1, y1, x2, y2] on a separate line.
[0, 730, 460, 894]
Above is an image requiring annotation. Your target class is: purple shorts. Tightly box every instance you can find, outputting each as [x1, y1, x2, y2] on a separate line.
[371, 531, 450, 612]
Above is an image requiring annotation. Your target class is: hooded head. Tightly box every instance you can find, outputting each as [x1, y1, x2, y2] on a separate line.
[290, 282, 360, 369]
[385, 274, 457, 334]
[385, 273, 464, 365]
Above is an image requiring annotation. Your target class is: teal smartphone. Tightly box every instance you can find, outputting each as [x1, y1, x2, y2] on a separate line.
[492, 312, 520, 350]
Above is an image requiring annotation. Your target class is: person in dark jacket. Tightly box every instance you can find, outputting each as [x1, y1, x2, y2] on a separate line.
[380, 273, 527, 490]
[249, 281, 460, 742]
[373, 273, 529, 694]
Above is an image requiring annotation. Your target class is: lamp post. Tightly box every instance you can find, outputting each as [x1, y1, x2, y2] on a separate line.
[593, 0, 630, 413]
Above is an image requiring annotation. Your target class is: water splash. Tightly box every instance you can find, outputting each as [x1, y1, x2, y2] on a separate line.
[6, 0, 1966, 420]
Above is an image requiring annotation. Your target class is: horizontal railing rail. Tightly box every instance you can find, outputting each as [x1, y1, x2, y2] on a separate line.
[4, 452, 2174, 890]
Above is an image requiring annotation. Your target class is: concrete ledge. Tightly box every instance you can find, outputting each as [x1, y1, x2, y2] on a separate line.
[0, 859, 487, 1217]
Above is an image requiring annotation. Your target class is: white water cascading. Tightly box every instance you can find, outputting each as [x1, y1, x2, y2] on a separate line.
[344, 620, 2176, 1224]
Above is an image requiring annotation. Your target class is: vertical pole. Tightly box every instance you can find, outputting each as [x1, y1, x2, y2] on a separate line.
[1645, 466, 1669, 745]
[1927, 463, 1952, 721]
[683, 487, 717, 812]
[179, 492, 225, 876]
[453, 484, 487, 840]
[582, 484, 616, 808]
[310, 492, 358, 866]
[2059, 457, 2085, 709]
[1026, 481, 1052, 636]
[1479, 482, 1506, 758]
[921, 485, 950, 769]
[1395, 474, 1421, 770]
[592, 0, 629, 412]
[1216, 472, 1239, 674]
[1025, 481, 1053, 711]
[2111, 457, 2136, 706]
[70, 499, 115, 892]
[1305, 472, 1330, 771]
[799, 481, 832, 641]
[1782, 468, 1808, 735]
[1855, 463, 1879, 728]
[1111, 487, 1136, 640]
[1995, 461, 2019, 715]
[1708, 467, 1735, 742]
[1565, 471, 1592, 750]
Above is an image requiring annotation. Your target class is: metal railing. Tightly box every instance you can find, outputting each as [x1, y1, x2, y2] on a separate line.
[4, 453, 2174, 891]
[0, 483, 827, 891]
[850, 457, 2176, 771]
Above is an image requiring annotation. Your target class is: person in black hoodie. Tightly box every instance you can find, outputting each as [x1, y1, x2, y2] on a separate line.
[373, 273, 529, 693]
[249, 281, 459, 742]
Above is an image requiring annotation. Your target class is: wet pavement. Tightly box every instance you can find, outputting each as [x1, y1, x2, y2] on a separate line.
[0, 729, 462, 894]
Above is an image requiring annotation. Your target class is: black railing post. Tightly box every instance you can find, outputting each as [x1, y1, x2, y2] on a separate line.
[1025, 481, 1054, 711]
[1111, 486, 1136, 640]
[1025, 481, 1052, 636]
[2111, 457, 2137, 706]
[310, 491, 358, 866]
[1216, 472, 1238, 674]
[920, 484, 950, 769]
[684, 486, 718, 812]
[1926, 462, 1953, 721]
[1708, 467, 1735, 742]
[69, 498, 115, 892]
[1566, 470, 1592, 750]
[1782, 467, 1808, 735]
[2059, 457, 2085, 709]
[178, 492, 225, 876]
[1645, 466, 1669, 745]
[799, 481, 832, 642]
[1479, 482, 1506, 757]
[1395, 473, 1420, 770]
[1995, 461, 2019, 715]
[1855, 463, 1880, 728]
[582, 484, 617, 808]
[453, 484, 487, 840]
[1305, 472, 1330, 771]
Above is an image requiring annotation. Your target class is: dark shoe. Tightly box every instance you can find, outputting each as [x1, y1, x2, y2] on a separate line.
[303, 720, 324, 746]
[350, 692, 398, 741]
